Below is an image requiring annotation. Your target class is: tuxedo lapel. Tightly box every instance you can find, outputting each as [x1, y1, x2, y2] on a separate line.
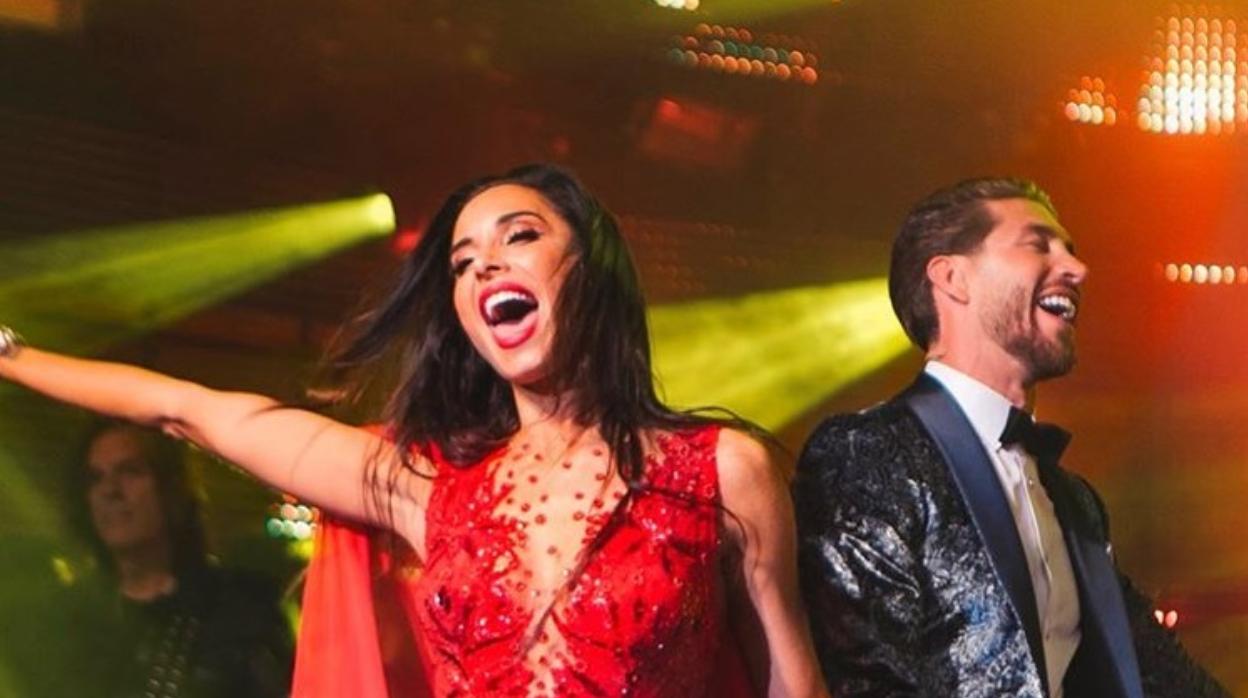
[901, 375, 1050, 696]
[1038, 461, 1144, 698]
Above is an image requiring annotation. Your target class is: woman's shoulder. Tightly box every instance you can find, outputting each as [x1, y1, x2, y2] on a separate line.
[644, 424, 783, 496]
[713, 427, 787, 496]
[713, 426, 770, 465]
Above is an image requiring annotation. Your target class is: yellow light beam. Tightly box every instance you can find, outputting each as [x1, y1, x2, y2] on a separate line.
[650, 277, 909, 430]
[0, 192, 394, 354]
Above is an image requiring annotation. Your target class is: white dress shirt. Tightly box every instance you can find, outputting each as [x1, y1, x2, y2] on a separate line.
[925, 361, 1081, 697]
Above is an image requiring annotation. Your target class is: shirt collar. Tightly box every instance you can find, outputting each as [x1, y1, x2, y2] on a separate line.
[923, 360, 1016, 451]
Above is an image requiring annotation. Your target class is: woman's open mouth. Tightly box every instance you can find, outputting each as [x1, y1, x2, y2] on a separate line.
[479, 283, 540, 349]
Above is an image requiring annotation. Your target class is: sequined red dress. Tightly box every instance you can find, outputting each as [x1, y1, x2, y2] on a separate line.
[292, 425, 757, 698]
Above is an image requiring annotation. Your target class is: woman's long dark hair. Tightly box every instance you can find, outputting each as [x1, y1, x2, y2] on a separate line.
[323, 163, 739, 509]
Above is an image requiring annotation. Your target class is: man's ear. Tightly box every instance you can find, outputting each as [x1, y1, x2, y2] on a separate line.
[927, 255, 970, 305]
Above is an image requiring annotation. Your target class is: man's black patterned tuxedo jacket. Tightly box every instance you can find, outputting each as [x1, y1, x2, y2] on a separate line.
[794, 374, 1227, 698]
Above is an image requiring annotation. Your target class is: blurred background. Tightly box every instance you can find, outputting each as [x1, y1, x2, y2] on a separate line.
[1, 0, 1247, 693]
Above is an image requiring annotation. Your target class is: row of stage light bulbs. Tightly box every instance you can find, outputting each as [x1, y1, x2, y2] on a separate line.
[1161, 262, 1248, 285]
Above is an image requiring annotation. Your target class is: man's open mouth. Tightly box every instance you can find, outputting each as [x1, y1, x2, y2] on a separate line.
[1036, 291, 1078, 322]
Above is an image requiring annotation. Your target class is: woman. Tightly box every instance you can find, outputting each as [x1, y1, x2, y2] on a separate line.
[0, 164, 827, 697]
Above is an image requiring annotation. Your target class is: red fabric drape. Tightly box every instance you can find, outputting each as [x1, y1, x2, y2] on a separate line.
[291, 518, 431, 698]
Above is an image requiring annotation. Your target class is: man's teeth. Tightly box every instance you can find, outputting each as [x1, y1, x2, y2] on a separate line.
[1037, 294, 1078, 320]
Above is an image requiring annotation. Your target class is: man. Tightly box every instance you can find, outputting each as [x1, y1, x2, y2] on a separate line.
[794, 178, 1226, 697]
[64, 422, 294, 697]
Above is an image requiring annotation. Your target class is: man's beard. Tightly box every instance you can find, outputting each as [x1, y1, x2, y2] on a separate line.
[985, 285, 1076, 382]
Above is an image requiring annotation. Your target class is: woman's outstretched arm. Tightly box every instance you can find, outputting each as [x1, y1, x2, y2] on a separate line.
[718, 428, 830, 698]
[0, 344, 431, 550]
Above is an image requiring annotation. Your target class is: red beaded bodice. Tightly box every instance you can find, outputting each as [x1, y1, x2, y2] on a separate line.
[415, 425, 725, 698]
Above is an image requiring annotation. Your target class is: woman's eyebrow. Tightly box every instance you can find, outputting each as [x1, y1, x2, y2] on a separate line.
[451, 210, 547, 255]
[450, 237, 474, 255]
[495, 210, 547, 227]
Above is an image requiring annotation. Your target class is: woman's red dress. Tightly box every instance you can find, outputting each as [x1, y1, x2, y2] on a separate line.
[292, 425, 757, 697]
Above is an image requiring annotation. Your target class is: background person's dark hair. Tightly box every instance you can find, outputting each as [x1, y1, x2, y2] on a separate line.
[67, 421, 210, 579]
[889, 177, 1058, 349]
[321, 162, 748, 529]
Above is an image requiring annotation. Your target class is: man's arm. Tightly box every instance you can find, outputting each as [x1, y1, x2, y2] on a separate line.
[793, 415, 927, 698]
[1120, 574, 1231, 698]
[1070, 475, 1231, 698]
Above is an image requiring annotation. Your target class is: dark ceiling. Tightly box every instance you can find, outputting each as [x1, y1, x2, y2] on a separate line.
[0, 0, 1151, 239]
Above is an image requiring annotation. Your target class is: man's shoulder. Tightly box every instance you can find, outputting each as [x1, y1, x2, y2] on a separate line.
[800, 395, 927, 458]
[793, 394, 947, 540]
[795, 393, 942, 489]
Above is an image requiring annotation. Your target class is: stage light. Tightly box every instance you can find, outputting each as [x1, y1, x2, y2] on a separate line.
[653, 0, 700, 9]
[1064, 76, 1119, 127]
[667, 23, 821, 86]
[267, 496, 321, 541]
[50, 556, 75, 586]
[391, 226, 424, 257]
[0, 193, 395, 355]
[1139, 10, 1248, 135]
[1160, 260, 1248, 285]
[1154, 608, 1180, 628]
[649, 277, 909, 430]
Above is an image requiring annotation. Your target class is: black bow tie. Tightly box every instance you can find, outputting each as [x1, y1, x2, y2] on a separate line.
[999, 406, 1071, 463]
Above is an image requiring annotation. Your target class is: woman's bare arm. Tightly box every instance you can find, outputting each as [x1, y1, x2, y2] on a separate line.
[718, 428, 829, 698]
[0, 346, 431, 550]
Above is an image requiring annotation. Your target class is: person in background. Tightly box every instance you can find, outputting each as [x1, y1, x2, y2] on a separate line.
[66, 421, 293, 698]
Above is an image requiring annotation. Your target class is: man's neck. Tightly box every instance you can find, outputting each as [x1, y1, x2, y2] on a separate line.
[113, 543, 176, 601]
[926, 350, 1034, 410]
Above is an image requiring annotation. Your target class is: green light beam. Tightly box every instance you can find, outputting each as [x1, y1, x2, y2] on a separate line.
[0, 193, 394, 354]
[650, 277, 909, 430]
